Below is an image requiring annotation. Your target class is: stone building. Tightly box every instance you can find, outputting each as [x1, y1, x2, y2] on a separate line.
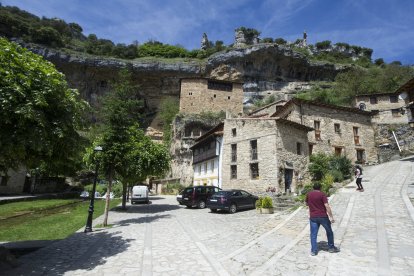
[248, 100, 287, 117]
[190, 123, 223, 187]
[353, 92, 407, 124]
[221, 118, 312, 194]
[179, 78, 243, 116]
[395, 77, 414, 126]
[0, 168, 28, 194]
[271, 98, 377, 164]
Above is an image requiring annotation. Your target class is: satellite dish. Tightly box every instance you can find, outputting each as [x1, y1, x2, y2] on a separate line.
[399, 92, 408, 100]
[359, 103, 366, 111]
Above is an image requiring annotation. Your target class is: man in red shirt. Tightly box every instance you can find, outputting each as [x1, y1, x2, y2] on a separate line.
[305, 182, 340, 256]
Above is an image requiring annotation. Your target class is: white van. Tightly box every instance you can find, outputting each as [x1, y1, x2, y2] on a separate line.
[131, 185, 149, 204]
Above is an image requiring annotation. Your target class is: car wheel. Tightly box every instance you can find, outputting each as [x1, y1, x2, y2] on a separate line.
[229, 204, 237, 214]
[210, 208, 217, 212]
[198, 200, 206, 209]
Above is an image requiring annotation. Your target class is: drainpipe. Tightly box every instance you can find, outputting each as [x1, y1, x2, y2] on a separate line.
[216, 137, 222, 188]
[392, 131, 402, 152]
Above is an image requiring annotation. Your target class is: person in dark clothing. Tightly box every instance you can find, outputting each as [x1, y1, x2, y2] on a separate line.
[355, 165, 364, 192]
[305, 182, 340, 256]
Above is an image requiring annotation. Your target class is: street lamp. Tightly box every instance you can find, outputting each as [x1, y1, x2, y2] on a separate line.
[84, 146, 103, 233]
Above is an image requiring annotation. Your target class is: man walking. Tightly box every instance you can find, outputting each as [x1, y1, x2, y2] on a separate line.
[355, 165, 364, 192]
[306, 182, 340, 256]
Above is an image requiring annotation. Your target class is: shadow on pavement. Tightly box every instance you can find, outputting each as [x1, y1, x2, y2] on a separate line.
[6, 231, 133, 275]
[117, 214, 171, 226]
[113, 204, 181, 214]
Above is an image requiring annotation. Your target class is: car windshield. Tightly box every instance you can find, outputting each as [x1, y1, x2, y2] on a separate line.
[182, 187, 194, 195]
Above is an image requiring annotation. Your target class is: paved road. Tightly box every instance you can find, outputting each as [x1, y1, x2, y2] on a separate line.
[5, 157, 414, 275]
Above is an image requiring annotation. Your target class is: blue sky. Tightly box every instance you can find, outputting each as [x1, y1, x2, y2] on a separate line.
[3, 0, 414, 64]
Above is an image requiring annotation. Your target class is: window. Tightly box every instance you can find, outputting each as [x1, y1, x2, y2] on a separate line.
[211, 160, 215, 172]
[370, 96, 378, 104]
[353, 127, 360, 145]
[198, 165, 201, 174]
[228, 96, 231, 100]
[250, 140, 258, 160]
[356, 149, 365, 163]
[334, 123, 341, 134]
[297, 142, 303, 155]
[214, 94, 216, 98]
[231, 144, 237, 162]
[231, 165, 237, 179]
[231, 128, 237, 137]
[314, 121, 321, 140]
[334, 147, 342, 156]
[204, 163, 208, 174]
[250, 163, 259, 179]
[390, 95, 398, 103]
[392, 109, 401, 117]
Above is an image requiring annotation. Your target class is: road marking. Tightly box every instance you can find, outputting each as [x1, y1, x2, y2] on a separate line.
[175, 216, 230, 276]
[141, 212, 153, 276]
[223, 206, 304, 260]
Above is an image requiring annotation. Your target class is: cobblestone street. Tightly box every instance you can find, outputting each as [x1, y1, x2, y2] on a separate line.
[5, 157, 414, 275]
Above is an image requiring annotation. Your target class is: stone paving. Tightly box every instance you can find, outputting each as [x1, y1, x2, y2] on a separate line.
[4, 157, 414, 275]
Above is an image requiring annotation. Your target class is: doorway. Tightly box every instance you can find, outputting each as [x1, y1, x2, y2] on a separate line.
[284, 169, 293, 193]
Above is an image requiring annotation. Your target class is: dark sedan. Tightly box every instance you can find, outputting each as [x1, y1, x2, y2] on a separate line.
[206, 189, 258, 214]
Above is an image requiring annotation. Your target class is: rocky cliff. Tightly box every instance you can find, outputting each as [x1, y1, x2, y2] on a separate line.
[24, 43, 345, 116]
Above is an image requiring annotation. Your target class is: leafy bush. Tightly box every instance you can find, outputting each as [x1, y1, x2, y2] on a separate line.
[315, 40, 332, 50]
[309, 153, 352, 182]
[274, 38, 287, 45]
[255, 197, 263, 209]
[256, 196, 273, 208]
[261, 37, 273, 43]
[321, 174, 334, 195]
[111, 183, 123, 197]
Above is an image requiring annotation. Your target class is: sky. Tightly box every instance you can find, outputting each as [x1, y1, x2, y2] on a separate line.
[3, 0, 414, 65]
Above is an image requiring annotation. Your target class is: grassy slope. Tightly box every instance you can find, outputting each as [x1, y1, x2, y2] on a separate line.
[0, 199, 121, 241]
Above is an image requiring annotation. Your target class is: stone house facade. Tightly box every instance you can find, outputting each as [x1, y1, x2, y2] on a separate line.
[190, 123, 224, 187]
[272, 98, 377, 164]
[395, 77, 414, 125]
[221, 118, 312, 194]
[0, 168, 28, 194]
[179, 78, 243, 116]
[353, 92, 407, 124]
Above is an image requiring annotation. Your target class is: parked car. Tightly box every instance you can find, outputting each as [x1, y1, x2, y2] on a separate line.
[131, 185, 149, 204]
[177, 185, 221, 208]
[206, 189, 259, 214]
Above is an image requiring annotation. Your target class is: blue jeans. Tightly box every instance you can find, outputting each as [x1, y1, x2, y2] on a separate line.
[310, 217, 334, 253]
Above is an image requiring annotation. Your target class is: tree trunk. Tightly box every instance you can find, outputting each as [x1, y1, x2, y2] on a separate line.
[103, 166, 114, 227]
[121, 181, 127, 210]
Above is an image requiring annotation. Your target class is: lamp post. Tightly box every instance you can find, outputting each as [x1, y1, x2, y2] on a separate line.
[84, 146, 103, 233]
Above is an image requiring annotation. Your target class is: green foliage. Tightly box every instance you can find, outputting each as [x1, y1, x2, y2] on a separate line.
[335, 42, 350, 49]
[161, 182, 185, 195]
[255, 197, 263, 209]
[159, 97, 179, 145]
[137, 41, 189, 58]
[274, 38, 287, 45]
[253, 95, 277, 108]
[83, 183, 106, 195]
[0, 38, 88, 175]
[374, 58, 385, 66]
[260, 196, 274, 208]
[235, 27, 261, 40]
[296, 183, 313, 202]
[315, 40, 332, 50]
[321, 173, 334, 195]
[261, 37, 273, 43]
[308, 153, 352, 183]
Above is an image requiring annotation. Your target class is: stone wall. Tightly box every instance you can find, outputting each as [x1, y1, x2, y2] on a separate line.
[285, 102, 378, 164]
[221, 118, 309, 194]
[180, 79, 243, 115]
[0, 168, 26, 194]
[375, 124, 414, 162]
[354, 94, 408, 124]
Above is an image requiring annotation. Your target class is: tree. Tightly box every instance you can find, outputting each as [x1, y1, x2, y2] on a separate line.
[274, 38, 287, 45]
[159, 97, 179, 146]
[0, 37, 88, 175]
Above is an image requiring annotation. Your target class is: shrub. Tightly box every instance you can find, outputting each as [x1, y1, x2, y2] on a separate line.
[321, 174, 334, 195]
[274, 38, 287, 45]
[255, 197, 263, 209]
[331, 169, 344, 182]
[315, 40, 331, 50]
[261, 196, 273, 208]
